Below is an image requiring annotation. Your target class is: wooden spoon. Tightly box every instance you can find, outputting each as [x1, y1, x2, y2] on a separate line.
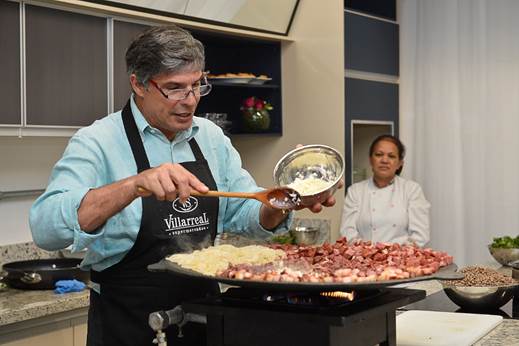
[137, 186, 301, 210]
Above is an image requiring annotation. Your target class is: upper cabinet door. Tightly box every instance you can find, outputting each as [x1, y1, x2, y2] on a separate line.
[113, 20, 150, 111]
[345, 12, 399, 76]
[345, 0, 396, 21]
[0, 1, 21, 125]
[25, 5, 107, 127]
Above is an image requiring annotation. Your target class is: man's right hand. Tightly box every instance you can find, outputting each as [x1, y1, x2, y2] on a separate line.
[132, 163, 208, 202]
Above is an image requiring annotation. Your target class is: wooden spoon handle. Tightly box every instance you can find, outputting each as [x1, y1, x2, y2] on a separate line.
[191, 190, 257, 199]
[137, 187, 257, 200]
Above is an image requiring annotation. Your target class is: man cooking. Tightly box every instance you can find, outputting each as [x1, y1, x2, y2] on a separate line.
[29, 25, 339, 345]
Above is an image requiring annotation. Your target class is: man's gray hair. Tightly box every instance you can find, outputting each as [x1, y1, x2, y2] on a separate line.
[126, 25, 205, 86]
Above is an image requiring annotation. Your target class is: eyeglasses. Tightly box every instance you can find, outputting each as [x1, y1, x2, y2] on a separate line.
[148, 77, 212, 101]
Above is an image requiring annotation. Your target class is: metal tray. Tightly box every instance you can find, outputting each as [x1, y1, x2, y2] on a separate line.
[208, 77, 253, 84]
[148, 260, 463, 291]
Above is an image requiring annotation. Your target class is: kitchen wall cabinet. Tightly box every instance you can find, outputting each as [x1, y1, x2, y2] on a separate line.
[0, 0, 21, 126]
[0, 2, 284, 136]
[345, 11, 399, 76]
[25, 5, 108, 127]
[345, 0, 396, 21]
[113, 20, 150, 110]
[346, 78, 399, 123]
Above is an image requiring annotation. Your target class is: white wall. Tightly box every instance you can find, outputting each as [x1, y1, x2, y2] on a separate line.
[0, 137, 69, 245]
[233, 0, 345, 240]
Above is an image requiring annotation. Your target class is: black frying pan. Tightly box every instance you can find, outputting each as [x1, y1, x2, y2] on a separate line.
[1, 258, 90, 290]
[148, 260, 463, 292]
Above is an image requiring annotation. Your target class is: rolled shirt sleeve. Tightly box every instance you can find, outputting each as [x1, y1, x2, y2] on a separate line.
[29, 131, 108, 252]
[30, 105, 292, 272]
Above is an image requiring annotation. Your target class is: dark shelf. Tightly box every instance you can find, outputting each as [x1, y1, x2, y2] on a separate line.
[192, 29, 283, 135]
[210, 81, 280, 89]
[229, 130, 282, 136]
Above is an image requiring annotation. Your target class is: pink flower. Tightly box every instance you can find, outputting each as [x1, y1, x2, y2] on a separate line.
[243, 97, 255, 108]
[241, 96, 273, 113]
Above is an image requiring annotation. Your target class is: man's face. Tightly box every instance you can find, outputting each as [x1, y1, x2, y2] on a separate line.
[132, 70, 203, 140]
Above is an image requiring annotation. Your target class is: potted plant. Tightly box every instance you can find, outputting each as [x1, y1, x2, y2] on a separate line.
[240, 96, 272, 131]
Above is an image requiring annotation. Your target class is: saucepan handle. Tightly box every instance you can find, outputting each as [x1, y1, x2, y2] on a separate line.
[20, 272, 42, 284]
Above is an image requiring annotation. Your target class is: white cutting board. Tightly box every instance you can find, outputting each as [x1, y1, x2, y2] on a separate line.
[396, 310, 502, 346]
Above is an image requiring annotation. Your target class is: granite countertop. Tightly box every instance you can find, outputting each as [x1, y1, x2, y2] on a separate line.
[403, 279, 519, 346]
[0, 241, 90, 327]
[0, 287, 90, 326]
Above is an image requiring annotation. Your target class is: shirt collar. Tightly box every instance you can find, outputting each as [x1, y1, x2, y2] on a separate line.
[370, 176, 396, 189]
[129, 95, 199, 141]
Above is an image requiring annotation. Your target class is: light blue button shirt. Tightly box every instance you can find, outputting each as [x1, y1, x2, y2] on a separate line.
[29, 96, 292, 271]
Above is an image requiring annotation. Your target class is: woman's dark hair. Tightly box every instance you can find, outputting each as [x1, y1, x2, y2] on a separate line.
[369, 134, 406, 175]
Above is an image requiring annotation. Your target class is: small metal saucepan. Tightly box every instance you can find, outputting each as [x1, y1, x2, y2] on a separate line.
[510, 260, 519, 280]
[0, 258, 89, 290]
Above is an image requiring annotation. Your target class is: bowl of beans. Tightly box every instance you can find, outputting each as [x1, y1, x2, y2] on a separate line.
[441, 266, 519, 310]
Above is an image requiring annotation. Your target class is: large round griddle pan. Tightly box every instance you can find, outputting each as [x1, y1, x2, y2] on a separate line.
[148, 260, 463, 291]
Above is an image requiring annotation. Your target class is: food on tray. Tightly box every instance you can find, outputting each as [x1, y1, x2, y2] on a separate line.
[167, 244, 285, 276]
[442, 266, 518, 287]
[207, 73, 272, 84]
[207, 72, 256, 78]
[169, 237, 454, 284]
[218, 238, 453, 283]
[287, 177, 333, 195]
[490, 235, 519, 248]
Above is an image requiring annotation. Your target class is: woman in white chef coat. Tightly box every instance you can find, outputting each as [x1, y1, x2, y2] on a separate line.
[340, 135, 430, 247]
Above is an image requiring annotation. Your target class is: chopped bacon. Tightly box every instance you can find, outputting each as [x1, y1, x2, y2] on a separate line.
[217, 237, 453, 284]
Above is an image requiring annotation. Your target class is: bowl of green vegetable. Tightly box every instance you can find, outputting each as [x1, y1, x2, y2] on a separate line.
[270, 232, 296, 245]
[488, 236, 519, 266]
[269, 227, 320, 246]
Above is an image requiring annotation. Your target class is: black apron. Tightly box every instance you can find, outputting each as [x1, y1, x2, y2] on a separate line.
[87, 101, 219, 346]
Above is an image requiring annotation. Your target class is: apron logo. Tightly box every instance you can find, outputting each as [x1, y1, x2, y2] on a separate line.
[172, 196, 199, 213]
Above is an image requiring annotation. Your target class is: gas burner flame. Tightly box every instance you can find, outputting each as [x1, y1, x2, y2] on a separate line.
[320, 291, 355, 301]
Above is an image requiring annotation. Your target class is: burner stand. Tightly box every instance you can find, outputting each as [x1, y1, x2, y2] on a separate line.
[182, 287, 425, 346]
